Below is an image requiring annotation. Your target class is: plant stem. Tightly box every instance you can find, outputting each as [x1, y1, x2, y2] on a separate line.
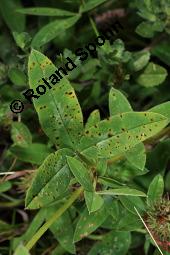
[25, 186, 83, 251]
[0, 200, 24, 208]
[87, 234, 104, 240]
[0, 193, 19, 202]
[89, 16, 99, 36]
[107, 155, 124, 165]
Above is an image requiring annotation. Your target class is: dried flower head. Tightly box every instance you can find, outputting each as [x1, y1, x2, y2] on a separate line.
[17, 171, 35, 193]
[146, 196, 170, 251]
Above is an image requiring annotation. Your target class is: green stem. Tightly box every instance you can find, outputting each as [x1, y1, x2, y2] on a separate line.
[0, 193, 17, 202]
[87, 234, 104, 240]
[89, 16, 99, 36]
[25, 187, 83, 251]
[0, 199, 24, 207]
[107, 154, 124, 165]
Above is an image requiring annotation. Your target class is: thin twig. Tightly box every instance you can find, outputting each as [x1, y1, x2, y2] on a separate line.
[2, 170, 35, 182]
[0, 172, 15, 175]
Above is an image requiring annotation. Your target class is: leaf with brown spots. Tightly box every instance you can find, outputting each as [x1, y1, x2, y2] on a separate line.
[109, 88, 146, 170]
[148, 101, 170, 121]
[78, 112, 169, 158]
[97, 112, 168, 158]
[11, 122, 32, 147]
[85, 109, 101, 130]
[25, 148, 73, 209]
[28, 49, 83, 150]
[109, 87, 132, 116]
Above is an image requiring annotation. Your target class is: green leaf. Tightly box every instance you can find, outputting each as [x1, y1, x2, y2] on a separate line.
[98, 176, 125, 188]
[96, 158, 107, 176]
[147, 174, 164, 206]
[12, 31, 31, 50]
[25, 149, 73, 209]
[136, 62, 168, 87]
[97, 188, 146, 197]
[79, 146, 98, 165]
[0, 219, 11, 232]
[85, 110, 100, 130]
[90, 112, 167, 158]
[14, 245, 30, 255]
[0, 181, 12, 193]
[88, 231, 131, 255]
[151, 42, 170, 66]
[125, 143, 146, 170]
[127, 51, 150, 72]
[10, 143, 51, 165]
[147, 139, 170, 178]
[79, 112, 168, 157]
[136, 21, 155, 38]
[47, 205, 75, 254]
[31, 15, 80, 48]
[136, 20, 165, 38]
[16, 7, 76, 16]
[28, 49, 83, 149]
[106, 199, 120, 220]
[84, 191, 104, 213]
[109, 88, 132, 116]
[67, 156, 94, 192]
[137, 6, 156, 22]
[11, 122, 32, 147]
[0, 0, 25, 32]
[117, 210, 143, 231]
[8, 68, 27, 86]
[0, 104, 15, 126]
[74, 205, 108, 242]
[80, 0, 108, 13]
[109, 88, 146, 170]
[0, 219, 14, 242]
[107, 159, 148, 183]
[149, 102, 170, 121]
[165, 171, 170, 192]
[120, 196, 146, 214]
